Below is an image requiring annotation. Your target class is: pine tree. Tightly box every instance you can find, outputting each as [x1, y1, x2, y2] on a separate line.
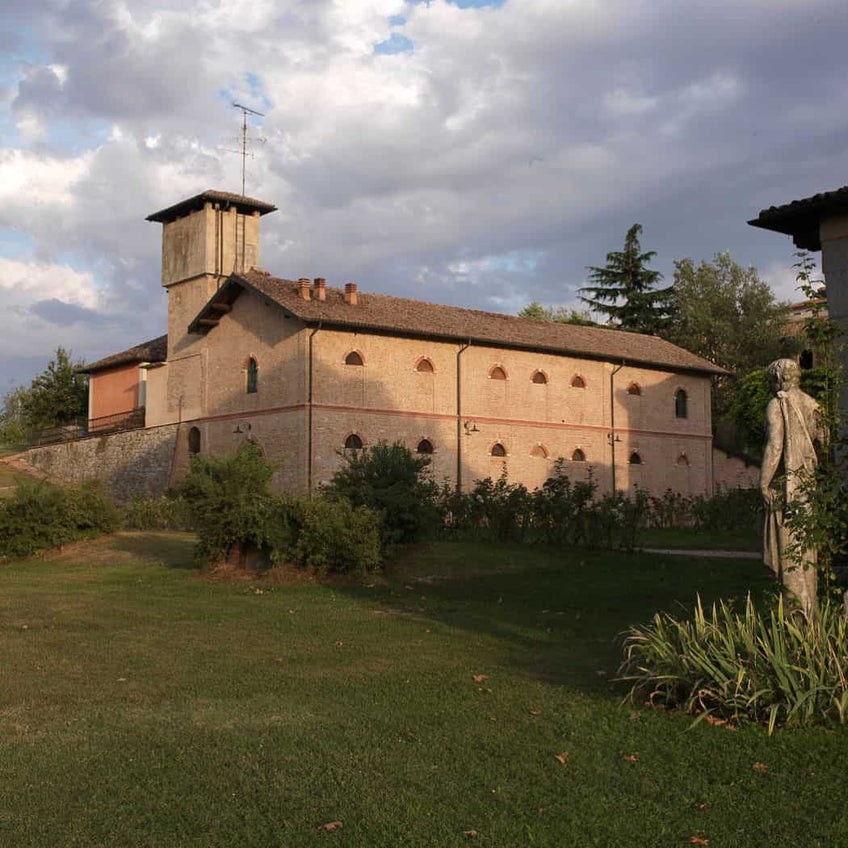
[579, 223, 672, 334]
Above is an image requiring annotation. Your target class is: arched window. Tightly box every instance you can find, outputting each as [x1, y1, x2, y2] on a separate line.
[246, 357, 258, 394]
[677, 454, 689, 466]
[571, 375, 586, 388]
[571, 448, 586, 462]
[490, 442, 507, 457]
[489, 365, 507, 380]
[344, 351, 364, 366]
[627, 383, 641, 396]
[531, 370, 548, 385]
[188, 427, 201, 455]
[344, 434, 363, 450]
[629, 451, 642, 465]
[417, 439, 434, 454]
[530, 444, 548, 458]
[416, 358, 434, 373]
[675, 389, 688, 419]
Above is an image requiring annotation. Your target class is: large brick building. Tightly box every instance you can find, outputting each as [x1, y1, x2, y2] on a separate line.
[82, 189, 734, 496]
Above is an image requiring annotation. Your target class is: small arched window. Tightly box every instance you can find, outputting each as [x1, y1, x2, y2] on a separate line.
[489, 366, 507, 381]
[627, 383, 641, 396]
[530, 444, 548, 458]
[416, 358, 434, 373]
[188, 427, 201, 455]
[416, 439, 434, 454]
[677, 454, 689, 467]
[571, 448, 586, 462]
[531, 370, 547, 385]
[675, 388, 688, 419]
[345, 351, 364, 366]
[490, 442, 507, 457]
[344, 434, 363, 450]
[246, 357, 258, 394]
[571, 375, 586, 388]
[629, 451, 642, 465]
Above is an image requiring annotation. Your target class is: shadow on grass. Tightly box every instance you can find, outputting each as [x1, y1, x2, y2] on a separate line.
[107, 531, 199, 570]
[339, 541, 775, 691]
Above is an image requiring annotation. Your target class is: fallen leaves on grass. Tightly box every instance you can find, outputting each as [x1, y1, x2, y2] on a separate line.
[752, 762, 768, 774]
[630, 711, 642, 722]
[322, 821, 343, 832]
[688, 837, 709, 845]
[703, 715, 737, 731]
[622, 754, 639, 763]
[530, 709, 542, 716]
[335, 640, 344, 647]
[555, 752, 569, 765]
[472, 674, 489, 683]
[271, 657, 285, 664]
[463, 830, 478, 838]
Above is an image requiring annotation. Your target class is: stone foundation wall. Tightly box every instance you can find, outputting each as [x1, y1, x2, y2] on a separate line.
[19, 424, 179, 502]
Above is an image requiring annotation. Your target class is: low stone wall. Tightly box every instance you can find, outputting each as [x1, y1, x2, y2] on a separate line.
[17, 424, 179, 502]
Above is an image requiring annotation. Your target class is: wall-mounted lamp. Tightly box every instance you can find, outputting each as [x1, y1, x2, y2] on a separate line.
[464, 420, 480, 435]
[607, 432, 621, 445]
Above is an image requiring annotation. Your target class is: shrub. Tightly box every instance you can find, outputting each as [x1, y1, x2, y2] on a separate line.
[291, 496, 382, 575]
[178, 442, 292, 565]
[690, 486, 760, 532]
[585, 488, 649, 551]
[647, 489, 692, 529]
[122, 492, 193, 531]
[465, 471, 534, 543]
[0, 480, 119, 558]
[619, 595, 848, 733]
[323, 441, 439, 548]
[532, 460, 597, 546]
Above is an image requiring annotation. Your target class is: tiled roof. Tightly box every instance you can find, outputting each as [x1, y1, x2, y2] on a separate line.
[190, 271, 727, 376]
[80, 335, 168, 374]
[748, 185, 848, 250]
[146, 191, 277, 224]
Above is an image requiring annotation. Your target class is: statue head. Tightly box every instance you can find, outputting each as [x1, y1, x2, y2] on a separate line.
[767, 358, 801, 393]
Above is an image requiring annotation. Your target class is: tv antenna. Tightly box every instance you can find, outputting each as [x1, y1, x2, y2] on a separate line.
[221, 102, 267, 196]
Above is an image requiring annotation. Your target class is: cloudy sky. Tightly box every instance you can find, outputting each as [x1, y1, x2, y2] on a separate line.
[2, 0, 846, 390]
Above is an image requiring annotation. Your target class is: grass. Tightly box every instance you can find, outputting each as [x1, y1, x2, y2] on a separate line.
[2, 534, 847, 846]
[641, 525, 761, 551]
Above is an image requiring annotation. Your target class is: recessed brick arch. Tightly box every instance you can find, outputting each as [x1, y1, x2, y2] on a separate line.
[344, 350, 365, 366]
[415, 356, 435, 373]
[530, 443, 548, 458]
[531, 369, 548, 385]
[627, 382, 642, 396]
[490, 441, 507, 457]
[489, 365, 508, 380]
[571, 375, 586, 388]
[343, 432, 364, 450]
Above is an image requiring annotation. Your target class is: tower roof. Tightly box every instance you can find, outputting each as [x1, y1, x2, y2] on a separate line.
[146, 190, 277, 224]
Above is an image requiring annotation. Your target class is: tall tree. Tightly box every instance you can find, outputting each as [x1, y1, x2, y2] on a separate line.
[663, 252, 800, 420]
[518, 301, 597, 326]
[17, 348, 88, 432]
[580, 223, 672, 334]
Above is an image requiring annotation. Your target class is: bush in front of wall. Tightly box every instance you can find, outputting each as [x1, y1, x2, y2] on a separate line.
[122, 492, 194, 531]
[290, 496, 382, 575]
[323, 441, 439, 548]
[0, 480, 119, 558]
[178, 441, 293, 565]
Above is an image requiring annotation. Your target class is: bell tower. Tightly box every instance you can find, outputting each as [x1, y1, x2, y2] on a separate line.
[146, 190, 277, 358]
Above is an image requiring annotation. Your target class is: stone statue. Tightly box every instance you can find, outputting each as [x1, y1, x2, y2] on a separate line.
[760, 358, 827, 616]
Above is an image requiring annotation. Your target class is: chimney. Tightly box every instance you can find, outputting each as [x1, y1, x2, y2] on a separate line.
[344, 282, 358, 306]
[313, 277, 326, 301]
[298, 277, 311, 301]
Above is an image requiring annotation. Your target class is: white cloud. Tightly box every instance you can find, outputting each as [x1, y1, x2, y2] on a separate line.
[2, 0, 848, 385]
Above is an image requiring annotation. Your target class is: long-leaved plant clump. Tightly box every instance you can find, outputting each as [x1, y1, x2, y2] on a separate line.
[619, 594, 848, 733]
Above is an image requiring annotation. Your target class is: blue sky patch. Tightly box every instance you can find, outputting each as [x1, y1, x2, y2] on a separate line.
[375, 32, 414, 55]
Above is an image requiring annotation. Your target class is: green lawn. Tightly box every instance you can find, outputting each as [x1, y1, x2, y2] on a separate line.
[2, 534, 847, 846]
[642, 525, 762, 552]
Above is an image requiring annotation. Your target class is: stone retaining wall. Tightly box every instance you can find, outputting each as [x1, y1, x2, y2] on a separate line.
[18, 424, 179, 502]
